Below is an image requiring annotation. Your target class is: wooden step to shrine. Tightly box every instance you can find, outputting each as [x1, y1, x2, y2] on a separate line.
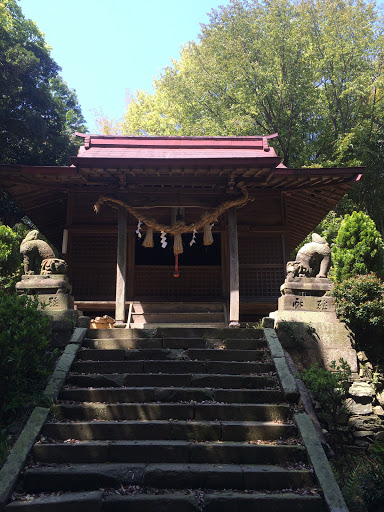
[128, 301, 227, 328]
[6, 327, 337, 511]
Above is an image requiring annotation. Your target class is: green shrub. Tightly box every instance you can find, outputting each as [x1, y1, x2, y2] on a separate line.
[300, 358, 351, 434]
[332, 211, 384, 282]
[0, 224, 24, 291]
[0, 294, 53, 424]
[332, 273, 384, 338]
[333, 454, 384, 512]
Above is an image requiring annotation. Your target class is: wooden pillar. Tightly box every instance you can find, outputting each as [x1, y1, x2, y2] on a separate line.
[127, 231, 135, 300]
[115, 207, 127, 324]
[228, 208, 240, 327]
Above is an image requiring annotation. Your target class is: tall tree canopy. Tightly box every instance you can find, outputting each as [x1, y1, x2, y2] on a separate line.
[118, 0, 384, 228]
[0, 0, 86, 166]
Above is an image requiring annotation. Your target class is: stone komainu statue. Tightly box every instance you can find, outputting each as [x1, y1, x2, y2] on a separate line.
[286, 233, 331, 279]
[40, 257, 68, 275]
[20, 230, 67, 275]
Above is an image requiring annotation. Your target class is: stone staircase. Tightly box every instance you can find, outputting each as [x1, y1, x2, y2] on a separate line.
[7, 327, 327, 511]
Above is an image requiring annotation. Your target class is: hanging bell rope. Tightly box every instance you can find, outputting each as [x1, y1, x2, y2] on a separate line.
[94, 182, 249, 237]
[174, 254, 179, 278]
[173, 234, 183, 255]
[203, 223, 214, 246]
[142, 228, 154, 248]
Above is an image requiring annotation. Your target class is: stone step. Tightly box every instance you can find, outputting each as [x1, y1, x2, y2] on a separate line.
[132, 323, 228, 329]
[86, 327, 265, 340]
[200, 492, 324, 512]
[59, 387, 285, 404]
[84, 337, 163, 349]
[66, 373, 278, 389]
[130, 312, 225, 323]
[132, 302, 225, 313]
[77, 348, 183, 361]
[70, 359, 275, 375]
[84, 337, 267, 350]
[187, 348, 270, 361]
[32, 440, 306, 464]
[86, 329, 161, 340]
[77, 347, 269, 362]
[6, 490, 324, 512]
[5, 491, 104, 512]
[22, 462, 316, 493]
[42, 420, 296, 441]
[52, 402, 291, 422]
[163, 338, 267, 350]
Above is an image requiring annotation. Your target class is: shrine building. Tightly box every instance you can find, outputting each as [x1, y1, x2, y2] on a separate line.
[0, 133, 362, 326]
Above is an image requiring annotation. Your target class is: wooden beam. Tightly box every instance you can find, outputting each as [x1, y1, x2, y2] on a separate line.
[115, 207, 128, 323]
[228, 208, 240, 326]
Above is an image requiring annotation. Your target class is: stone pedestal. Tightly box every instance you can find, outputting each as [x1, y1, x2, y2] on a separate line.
[279, 277, 333, 312]
[16, 274, 81, 346]
[273, 277, 358, 373]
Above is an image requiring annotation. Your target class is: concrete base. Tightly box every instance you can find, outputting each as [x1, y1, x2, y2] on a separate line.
[16, 274, 82, 347]
[273, 314, 357, 373]
[273, 276, 357, 372]
[280, 277, 332, 295]
[37, 293, 74, 310]
[16, 274, 72, 294]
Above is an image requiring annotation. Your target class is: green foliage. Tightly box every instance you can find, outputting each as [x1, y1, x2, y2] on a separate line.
[332, 454, 384, 512]
[0, 293, 53, 425]
[300, 358, 351, 431]
[0, 0, 87, 166]
[0, 191, 24, 226]
[0, 224, 26, 291]
[332, 212, 384, 282]
[332, 273, 384, 337]
[276, 320, 296, 341]
[121, 0, 383, 164]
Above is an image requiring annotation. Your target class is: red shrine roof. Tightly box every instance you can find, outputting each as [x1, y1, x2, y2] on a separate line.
[72, 133, 282, 167]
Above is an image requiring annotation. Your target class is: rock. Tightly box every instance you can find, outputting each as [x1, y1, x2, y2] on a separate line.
[349, 414, 384, 432]
[357, 351, 369, 363]
[374, 431, 384, 441]
[354, 439, 369, 448]
[261, 317, 274, 328]
[353, 430, 375, 438]
[345, 398, 372, 415]
[373, 405, 384, 417]
[349, 381, 375, 397]
[377, 390, 384, 407]
[78, 316, 91, 328]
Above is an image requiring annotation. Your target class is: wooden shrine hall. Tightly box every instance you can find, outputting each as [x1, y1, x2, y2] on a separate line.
[0, 133, 362, 326]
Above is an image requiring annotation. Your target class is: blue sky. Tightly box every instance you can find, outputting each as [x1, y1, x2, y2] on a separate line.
[18, 0, 225, 132]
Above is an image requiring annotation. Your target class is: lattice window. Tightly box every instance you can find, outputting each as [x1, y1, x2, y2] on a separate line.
[239, 236, 283, 265]
[70, 233, 117, 300]
[135, 266, 221, 297]
[71, 267, 116, 300]
[240, 269, 284, 297]
[238, 235, 284, 297]
[70, 233, 117, 264]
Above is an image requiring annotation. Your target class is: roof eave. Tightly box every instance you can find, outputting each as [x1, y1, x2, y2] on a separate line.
[70, 156, 283, 168]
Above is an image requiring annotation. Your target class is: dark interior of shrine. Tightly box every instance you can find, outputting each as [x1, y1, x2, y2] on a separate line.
[135, 233, 221, 266]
